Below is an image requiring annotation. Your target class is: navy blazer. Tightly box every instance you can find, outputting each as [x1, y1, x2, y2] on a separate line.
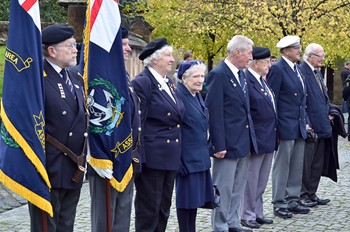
[246, 70, 278, 154]
[267, 58, 307, 140]
[176, 82, 211, 175]
[44, 60, 88, 189]
[205, 61, 257, 158]
[131, 67, 185, 170]
[299, 62, 332, 138]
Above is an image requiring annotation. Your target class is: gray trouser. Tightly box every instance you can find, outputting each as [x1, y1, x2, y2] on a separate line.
[272, 139, 305, 208]
[89, 175, 134, 232]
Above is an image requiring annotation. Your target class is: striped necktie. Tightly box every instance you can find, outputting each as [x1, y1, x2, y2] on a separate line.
[60, 69, 75, 97]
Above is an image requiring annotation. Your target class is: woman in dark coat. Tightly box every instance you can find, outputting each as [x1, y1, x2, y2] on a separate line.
[175, 60, 214, 232]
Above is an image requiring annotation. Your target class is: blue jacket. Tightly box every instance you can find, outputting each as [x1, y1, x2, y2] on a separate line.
[176, 82, 211, 175]
[131, 67, 185, 170]
[205, 61, 257, 158]
[267, 58, 307, 140]
[299, 62, 332, 138]
[44, 60, 88, 189]
[246, 70, 278, 154]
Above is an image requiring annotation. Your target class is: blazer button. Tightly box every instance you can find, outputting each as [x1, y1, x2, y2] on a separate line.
[62, 111, 67, 115]
[138, 110, 141, 115]
[69, 132, 73, 136]
[167, 112, 171, 116]
[294, 93, 298, 96]
[246, 125, 249, 128]
[138, 127, 142, 132]
[177, 124, 180, 128]
[166, 139, 170, 143]
[169, 127, 172, 130]
[175, 139, 179, 143]
[84, 132, 88, 137]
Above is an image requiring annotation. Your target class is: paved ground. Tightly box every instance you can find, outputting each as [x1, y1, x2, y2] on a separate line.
[0, 136, 349, 231]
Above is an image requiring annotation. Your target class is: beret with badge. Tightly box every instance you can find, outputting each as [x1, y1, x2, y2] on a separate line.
[139, 38, 168, 61]
[252, 46, 271, 60]
[177, 60, 204, 80]
[42, 24, 75, 45]
[276, 35, 301, 49]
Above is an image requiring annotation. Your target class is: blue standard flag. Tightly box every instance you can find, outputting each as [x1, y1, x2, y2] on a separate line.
[83, 0, 133, 191]
[0, 0, 52, 216]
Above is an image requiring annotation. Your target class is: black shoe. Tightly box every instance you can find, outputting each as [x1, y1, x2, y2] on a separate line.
[241, 220, 260, 229]
[288, 204, 310, 214]
[273, 208, 293, 219]
[299, 199, 317, 207]
[311, 197, 330, 205]
[256, 217, 273, 224]
[229, 227, 253, 232]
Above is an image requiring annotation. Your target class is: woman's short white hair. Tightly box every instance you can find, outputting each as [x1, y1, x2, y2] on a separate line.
[181, 63, 206, 80]
[143, 45, 173, 67]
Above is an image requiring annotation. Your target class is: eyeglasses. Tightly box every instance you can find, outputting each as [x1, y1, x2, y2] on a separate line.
[310, 53, 325, 58]
[54, 42, 77, 50]
[258, 59, 271, 65]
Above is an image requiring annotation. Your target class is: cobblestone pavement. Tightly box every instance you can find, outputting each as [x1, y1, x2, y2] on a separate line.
[0, 136, 349, 232]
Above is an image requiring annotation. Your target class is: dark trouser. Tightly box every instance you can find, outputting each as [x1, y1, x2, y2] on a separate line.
[301, 138, 326, 199]
[134, 167, 177, 232]
[89, 175, 134, 232]
[28, 188, 81, 232]
[177, 208, 197, 232]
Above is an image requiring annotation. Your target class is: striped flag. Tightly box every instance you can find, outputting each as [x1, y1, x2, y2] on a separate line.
[83, 0, 133, 191]
[0, 0, 52, 216]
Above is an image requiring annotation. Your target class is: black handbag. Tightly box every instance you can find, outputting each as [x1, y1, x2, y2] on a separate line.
[201, 185, 220, 209]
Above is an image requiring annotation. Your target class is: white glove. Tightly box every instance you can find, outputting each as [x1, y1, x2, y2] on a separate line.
[87, 152, 113, 179]
[92, 166, 113, 179]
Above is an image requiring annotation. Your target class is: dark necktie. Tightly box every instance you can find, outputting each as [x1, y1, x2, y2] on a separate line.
[60, 69, 75, 96]
[260, 76, 274, 108]
[238, 69, 247, 97]
[293, 64, 305, 90]
[314, 70, 323, 91]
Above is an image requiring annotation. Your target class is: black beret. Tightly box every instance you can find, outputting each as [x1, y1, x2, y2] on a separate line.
[252, 46, 271, 60]
[178, 60, 204, 79]
[139, 38, 168, 61]
[42, 24, 75, 45]
[121, 26, 128, 39]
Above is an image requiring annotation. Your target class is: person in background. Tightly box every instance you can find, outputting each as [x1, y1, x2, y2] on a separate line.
[240, 47, 277, 229]
[270, 55, 277, 65]
[132, 38, 185, 232]
[88, 26, 140, 232]
[183, 51, 193, 61]
[267, 36, 309, 219]
[299, 43, 332, 206]
[28, 24, 88, 232]
[340, 61, 350, 114]
[205, 35, 257, 232]
[175, 60, 214, 232]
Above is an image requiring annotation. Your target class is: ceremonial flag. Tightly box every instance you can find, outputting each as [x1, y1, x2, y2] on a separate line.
[0, 0, 52, 216]
[83, 0, 133, 191]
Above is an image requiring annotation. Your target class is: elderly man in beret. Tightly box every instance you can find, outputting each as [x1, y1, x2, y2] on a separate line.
[28, 24, 88, 231]
[131, 38, 185, 232]
[267, 36, 310, 218]
[205, 35, 257, 232]
[299, 43, 332, 207]
[240, 47, 277, 229]
[88, 26, 140, 232]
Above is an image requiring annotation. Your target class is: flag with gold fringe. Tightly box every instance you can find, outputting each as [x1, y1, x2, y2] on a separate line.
[83, 0, 133, 191]
[0, 0, 52, 216]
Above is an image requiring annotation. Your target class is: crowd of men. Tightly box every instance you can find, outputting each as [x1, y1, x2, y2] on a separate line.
[30, 23, 338, 232]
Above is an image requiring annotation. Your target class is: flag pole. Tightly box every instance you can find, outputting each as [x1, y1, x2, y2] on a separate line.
[41, 210, 48, 232]
[105, 179, 112, 232]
